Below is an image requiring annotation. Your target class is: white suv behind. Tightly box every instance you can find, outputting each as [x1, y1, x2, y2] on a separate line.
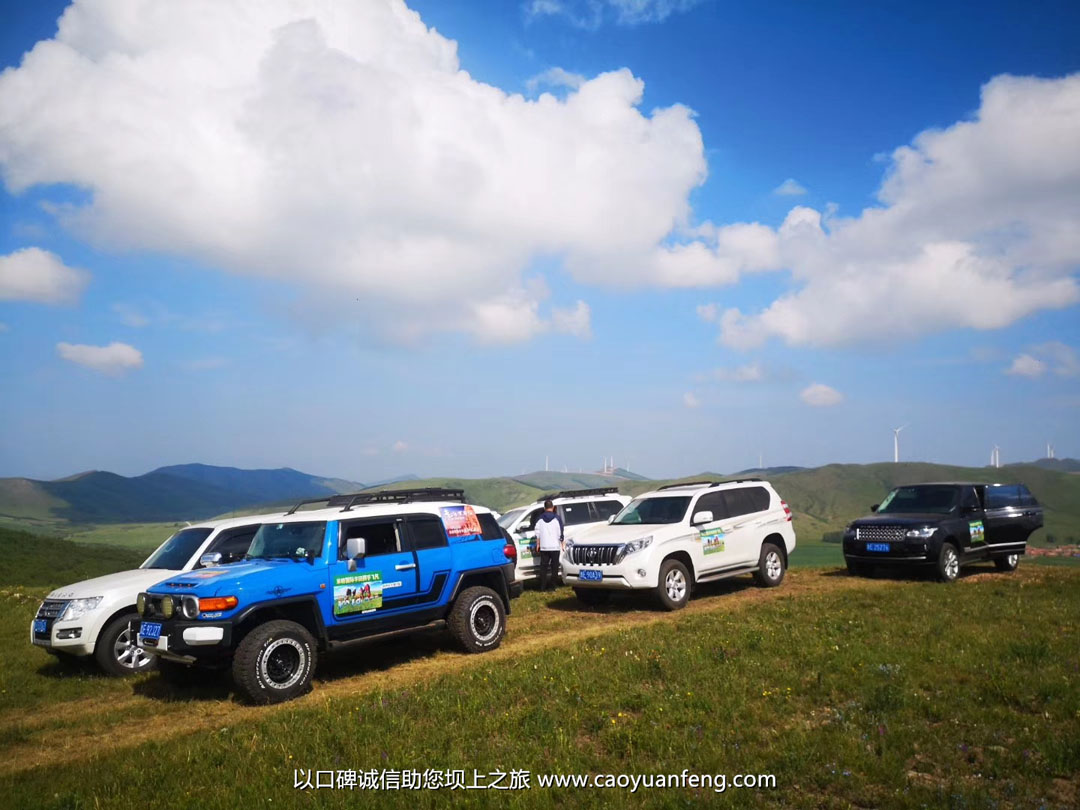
[497, 488, 631, 582]
[561, 479, 796, 609]
[30, 514, 277, 675]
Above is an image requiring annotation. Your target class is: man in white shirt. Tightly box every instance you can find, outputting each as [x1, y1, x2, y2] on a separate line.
[533, 499, 565, 591]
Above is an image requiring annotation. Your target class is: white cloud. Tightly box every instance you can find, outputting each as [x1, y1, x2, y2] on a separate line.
[1005, 354, 1047, 377]
[551, 300, 592, 339]
[0, 0, 707, 343]
[682, 391, 701, 408]
[712, 74, 1080, 348]
[773, 178, 807, 196]
[57, 341, 143, 375]
[696, 303, 718, 323]
[526, 67, 586, 93]
[527, 0, 702, 27]
[113, 303, 150, 328]
[800, 383, 843, 407]
[706, 362, 764, 382]
[392, 440, 408, 453]
[1006, 342, 1079, 378]
[0, 247, 88, 304]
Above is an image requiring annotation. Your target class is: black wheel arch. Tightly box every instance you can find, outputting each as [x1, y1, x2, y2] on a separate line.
[449, 567, 512, 613]
[232, 597, 328, 651]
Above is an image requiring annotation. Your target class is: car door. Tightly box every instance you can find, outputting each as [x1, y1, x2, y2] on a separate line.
[402, 514, 453, 607]
[983, 485, 1026, 549]
[1017, 485, 1044, 542]
[718, 487, 770, 567]
[328, 515, 418, 631]
[957, 486, 989, 561]
[558, 501, 596, 541]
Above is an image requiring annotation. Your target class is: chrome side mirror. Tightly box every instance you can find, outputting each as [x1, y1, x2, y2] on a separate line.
[199, 552, 223, 568]
[346, 536, 366, 572]
[691, 510, 714, 526]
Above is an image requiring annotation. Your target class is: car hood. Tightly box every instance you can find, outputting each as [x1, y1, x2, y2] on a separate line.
[46, 568, 184, 601]
[849, 513, 952, 528]
[570, 524, 678, 545]
[146, 559, 314, 598]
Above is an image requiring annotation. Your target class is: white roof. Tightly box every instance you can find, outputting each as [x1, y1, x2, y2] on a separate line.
[638, 480, 769, 497]
[185, 512, 292, 531]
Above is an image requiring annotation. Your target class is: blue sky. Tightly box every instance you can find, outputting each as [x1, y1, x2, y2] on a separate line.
[0, 0, 1077, 482]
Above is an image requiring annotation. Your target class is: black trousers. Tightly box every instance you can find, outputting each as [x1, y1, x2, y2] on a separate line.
[538, 549, 561, 590]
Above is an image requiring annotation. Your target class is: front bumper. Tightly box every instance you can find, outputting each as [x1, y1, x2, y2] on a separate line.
[137, 618, 232, 663]
[29, 622, 95, 656]
[843, 538, 933, 564]
[561, 556, 657, 590]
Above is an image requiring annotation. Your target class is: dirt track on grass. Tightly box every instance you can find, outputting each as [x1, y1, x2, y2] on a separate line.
[0, 567, 1025, 778]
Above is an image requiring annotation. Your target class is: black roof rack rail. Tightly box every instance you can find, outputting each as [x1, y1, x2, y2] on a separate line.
[657, 480, 717, 491]
[728, 478, 762, 484]
[540, 486, 620, 501]
[285, 488, 466, 515]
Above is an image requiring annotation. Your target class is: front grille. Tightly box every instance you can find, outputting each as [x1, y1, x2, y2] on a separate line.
[571, 545, 620, 566]
[857, 525, 905, 544]
[36, 599, 69, 620]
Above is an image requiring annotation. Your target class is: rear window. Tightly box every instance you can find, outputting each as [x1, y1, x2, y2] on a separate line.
[592, 500, 624, 520]
[560, 502, 595, 526]
[478, 512, 504, 541]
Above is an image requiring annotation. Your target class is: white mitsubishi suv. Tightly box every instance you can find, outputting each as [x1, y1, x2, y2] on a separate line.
[30, 514, 276, 675]
[561, 479, 796, 609]
[497, 487, 631, 581]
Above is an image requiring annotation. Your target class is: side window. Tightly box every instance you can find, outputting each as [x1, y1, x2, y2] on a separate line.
[560, 502, 594, 526]
[477, 512, 504, 541]
[206, 526, 258, 563]
[986, 485, 1021, 509]
[694, 492, 729, 521]
[592, 500, 623, 521]
[524, 508, 544, 531]
[746, 487, 772, 512]
[407, 516, 449, 551]
[1018, 485, 1038, 507]
[960, 486, 980, 510]
[340, 519, 400, 559]
[724, 488, 757, 518]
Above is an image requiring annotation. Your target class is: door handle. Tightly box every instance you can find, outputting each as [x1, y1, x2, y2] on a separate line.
[395, 563, 416, 571]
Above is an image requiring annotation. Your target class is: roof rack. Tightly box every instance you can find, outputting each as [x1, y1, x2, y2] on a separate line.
[657, 480, 717, 491]
[285, 488, 466, 515]
[540, 486, 619, 501]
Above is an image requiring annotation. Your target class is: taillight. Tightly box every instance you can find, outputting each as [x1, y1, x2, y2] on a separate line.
[503, 543, 517, 562]
[781, 500, 793, 522]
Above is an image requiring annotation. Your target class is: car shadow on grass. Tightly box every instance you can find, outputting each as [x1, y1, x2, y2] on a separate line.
[543, 576, 759, 614]
[828, 563, 1005, 583]
[35, 654, 110, 680]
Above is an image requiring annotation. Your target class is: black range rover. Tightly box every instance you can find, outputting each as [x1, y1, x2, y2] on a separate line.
[842, 483, 1043, 582]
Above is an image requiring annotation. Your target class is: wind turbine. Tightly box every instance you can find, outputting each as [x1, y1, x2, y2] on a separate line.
[892, 425, 907, 463]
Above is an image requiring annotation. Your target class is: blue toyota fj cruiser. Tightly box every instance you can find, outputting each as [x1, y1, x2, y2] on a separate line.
[137, 489, 522, 703]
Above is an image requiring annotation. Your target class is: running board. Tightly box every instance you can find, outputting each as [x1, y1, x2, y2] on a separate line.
[696, 566, 757, 584]
[326, 620, 446, 651]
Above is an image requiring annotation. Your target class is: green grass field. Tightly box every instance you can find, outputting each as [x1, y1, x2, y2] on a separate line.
[1, 525, 1077, 809]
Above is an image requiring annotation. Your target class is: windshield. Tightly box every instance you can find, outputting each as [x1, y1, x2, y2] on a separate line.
[497, 508, 525, 530]
[876, 486, 959, 515]
[247, 521, 327, 559]
[613, 496, 691, 525]
[141, 528, 214, 570]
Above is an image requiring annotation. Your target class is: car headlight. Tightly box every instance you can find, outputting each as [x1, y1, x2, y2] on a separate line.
[59, 597, 103, 622]
[843, 526, 856, 539]
[137, 593, 146, 615]
[615, 536, 653, 563]
[181, 595, 199, 620]
[905, 527, 937, 539]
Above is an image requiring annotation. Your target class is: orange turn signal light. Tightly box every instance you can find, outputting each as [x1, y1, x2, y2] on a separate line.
[199, 596, 238, 612]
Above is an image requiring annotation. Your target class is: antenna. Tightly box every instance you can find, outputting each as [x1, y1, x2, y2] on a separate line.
[892, 425, 907, 463]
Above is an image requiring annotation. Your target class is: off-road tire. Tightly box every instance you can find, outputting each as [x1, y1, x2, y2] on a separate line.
[994, 553, 1020, 572]
[95, 612, 158, 676]
[232, 620, 317, 704]
[573, 587, 611, 606]
[754, 543, 786, 588]
[656, 558, 691, 611]
[937, 542, 961, 583]
[448, 586, 506, 653]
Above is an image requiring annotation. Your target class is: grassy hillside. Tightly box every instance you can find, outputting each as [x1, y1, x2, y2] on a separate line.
[0, 527, 146, 588]
[2, 565, 1077, 808]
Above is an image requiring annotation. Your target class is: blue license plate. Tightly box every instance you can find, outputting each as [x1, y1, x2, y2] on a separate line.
[33, 619, 47, 634]
[579, 569, 603, 582]
[140, 622, 162, 640]
[866, 543, 891, 553]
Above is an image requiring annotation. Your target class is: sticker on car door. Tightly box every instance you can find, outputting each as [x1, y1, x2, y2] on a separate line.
[334, 572, 383, 615]
[699, 528, 726, 554]
[969, 521, 986, 544]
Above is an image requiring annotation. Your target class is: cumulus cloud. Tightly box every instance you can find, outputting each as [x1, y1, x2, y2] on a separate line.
[682, 391, 701, 408]
[800, 383, 843, 407]
[56, 341, 143, 375]
[1005, 342, 1079, 378]
[0, 247, 88, 304]
[0, 0, 707, 343]
[713, 74, 1080, 348]
[526, 66, 586, 93]
[773, 178, 807, 196]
